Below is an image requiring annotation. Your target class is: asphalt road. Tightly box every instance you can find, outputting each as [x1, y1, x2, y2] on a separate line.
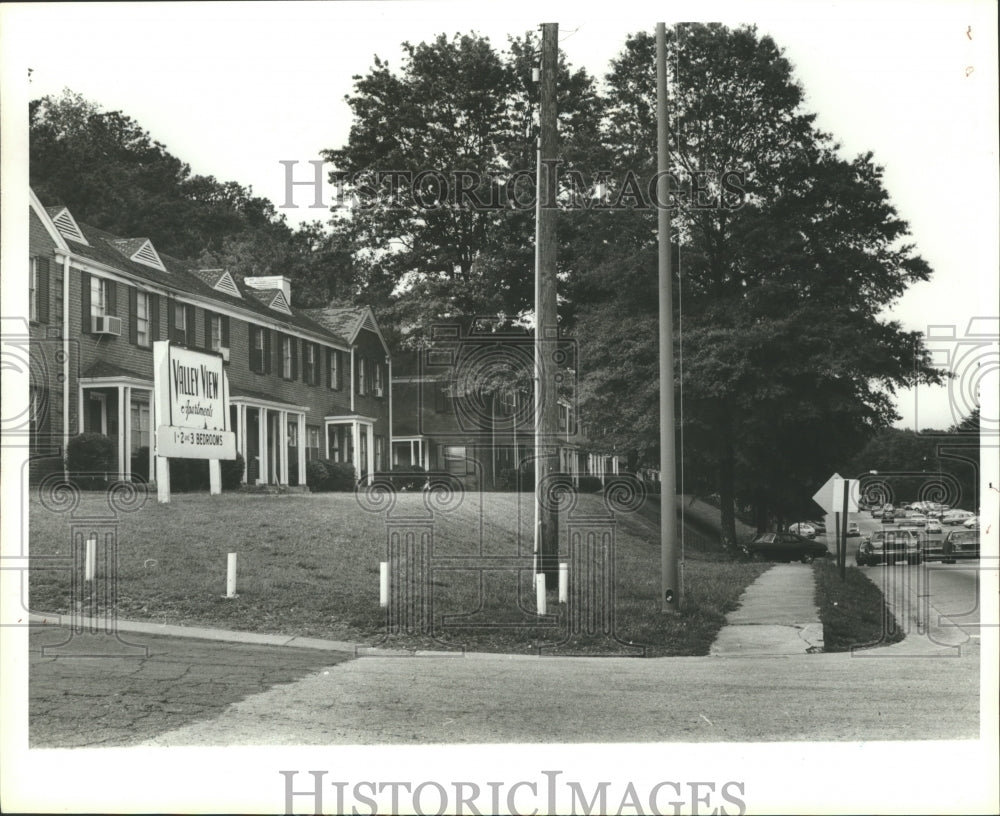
[27, 508, 984, 748]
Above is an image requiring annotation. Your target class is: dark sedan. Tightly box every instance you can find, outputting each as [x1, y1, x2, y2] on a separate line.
[743, 532, 830, 564]
[942, 529, 980, 563]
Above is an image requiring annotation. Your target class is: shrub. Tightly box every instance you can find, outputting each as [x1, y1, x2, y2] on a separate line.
[306, 460, 328, 492]
[390, 463, 427, 491]
[308, 459, 357, 492]
[131, 446, 150, 483]
[576, 475, 603, 493]
[220, 452, 245, 490]
[168, 458, 209, 492]
[66, 433, 114, 488]
[67, 432, 115, 474]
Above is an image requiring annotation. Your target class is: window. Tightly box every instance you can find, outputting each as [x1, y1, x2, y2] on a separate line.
[328, 349, 342, 390]
[135, 292, 150, 346]
[250, 326, 269, 373]
[82, 273, 115, 332]
[167, 300, 195, 345]
[359, 431, 368, 476]
[374, 435, 385, 471]
[306, 426, 321, 462]
[304, 343, 317, 385]
[282, 335, 294, 379]
[373, 362, 384, 397]
[357, 357, 367, 395]
[130, 397, 151, 452]
[209, 314, 223, 351]
[29, 385, 48, 453]
[434, 382, 453, 413]
[91, 277, 108, 319]
[444, 445, 471, 475]
[29, 260, 37, 322]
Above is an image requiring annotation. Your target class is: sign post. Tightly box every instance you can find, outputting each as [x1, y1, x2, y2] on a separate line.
[814, 474, 858, 581]
[152, 341, 235, 504]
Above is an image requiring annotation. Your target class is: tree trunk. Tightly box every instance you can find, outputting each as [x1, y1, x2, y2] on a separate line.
[717, 410, 738, 550]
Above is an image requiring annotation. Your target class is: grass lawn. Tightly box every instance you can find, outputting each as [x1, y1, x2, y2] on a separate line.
[28, 489, 769, 657]
[812, 559, 905, 651]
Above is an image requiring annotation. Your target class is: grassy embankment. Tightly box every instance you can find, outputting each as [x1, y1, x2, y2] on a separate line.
[28, 488, 769, 657]
[812, 559, 905, 651]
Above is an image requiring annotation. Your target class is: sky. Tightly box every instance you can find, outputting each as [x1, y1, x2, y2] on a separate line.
[5, 0, 998, 433]
[1, 2, 998, 812]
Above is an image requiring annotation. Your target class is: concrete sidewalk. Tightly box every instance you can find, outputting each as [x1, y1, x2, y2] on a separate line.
[710, 564, 824, 656]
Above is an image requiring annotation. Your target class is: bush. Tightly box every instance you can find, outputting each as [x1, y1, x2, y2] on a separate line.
[308, 459, 357, 492]
[390, 463, 427, 491]
[220, 452, 245, 490]
[66, 433, 115, 488]
[306, 460, 328, 492]
[576, 475, 603, 493]
[67, 432, 115, 474]
[131, 446, 150, 483]
[169, 458, 210, 492]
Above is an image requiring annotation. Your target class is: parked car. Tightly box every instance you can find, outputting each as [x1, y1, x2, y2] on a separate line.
[963, 516, 980, 531]
[942, 529, 980, 563]
[743, 532, 830, 564]
[856, 529, 923, 566]
[807, 520, 827, 535]
[925, 518, 942, 535]
[942, 509, 975, 526]
[881, 504, 896, 523]
[870, 506, 883, 519]
[899, 513, 927, 528]
[925, 503, 951, 519]
[846, 521, 861, 537]
[788, 522, 817, 539]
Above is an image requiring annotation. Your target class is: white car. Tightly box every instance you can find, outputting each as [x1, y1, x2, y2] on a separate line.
[905, 513, 927, 527]
[788, 522, 816, 538]
[942, 510, 975, 526]
[926, 518, 942, 534]
[963, 516, 980, 531]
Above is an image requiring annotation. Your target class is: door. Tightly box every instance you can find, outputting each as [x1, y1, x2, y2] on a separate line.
[287, 418, 299, 487]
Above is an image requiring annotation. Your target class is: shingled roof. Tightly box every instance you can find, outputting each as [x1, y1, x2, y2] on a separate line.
[41, 200, 356, 345]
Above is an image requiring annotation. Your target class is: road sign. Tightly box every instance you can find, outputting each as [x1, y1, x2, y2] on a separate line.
[812, 473, 843, 515]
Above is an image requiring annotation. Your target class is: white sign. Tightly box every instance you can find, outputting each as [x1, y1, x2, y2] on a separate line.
[832, 478, 860, 513]
[155, 425, 236, 459]
[155, 341, 228, 430]
[812, 472, 843, 515]
[153, 341, 235, 460]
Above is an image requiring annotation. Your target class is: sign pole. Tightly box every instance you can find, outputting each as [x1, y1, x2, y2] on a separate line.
[840, 481, 850, 581]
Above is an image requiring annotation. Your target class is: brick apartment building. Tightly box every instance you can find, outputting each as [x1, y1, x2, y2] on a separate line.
[27, 189, 391, 487]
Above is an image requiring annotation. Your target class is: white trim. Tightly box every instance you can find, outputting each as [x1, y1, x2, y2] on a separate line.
[80, 375, 152, 388]
[127, 239, 167, 272]
[325, 414, 378, 423]
[213, 271, 242, 298]
[49, 207, 89, 245]
[31, 192, 71, 252]
[230, 395, 310, 413]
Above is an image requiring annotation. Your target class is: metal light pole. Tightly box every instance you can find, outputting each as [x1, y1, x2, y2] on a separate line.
[657, 22, 680, 612]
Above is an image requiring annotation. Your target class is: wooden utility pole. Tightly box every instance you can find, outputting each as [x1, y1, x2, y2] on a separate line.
[535, 22, 559, 589]
[657, 22, 680, 612]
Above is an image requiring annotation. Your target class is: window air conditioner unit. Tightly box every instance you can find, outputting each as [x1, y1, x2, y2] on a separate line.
[91, 315, 122, 336]
[218, 346, 230, 363]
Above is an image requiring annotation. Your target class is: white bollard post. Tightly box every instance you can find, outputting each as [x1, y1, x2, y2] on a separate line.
[156, 455, 171, 504]
[559, 562, 568, 604]
[536, 573, 547, 615]
[379, 562, 389, 608]
[85, 535, 97, 582]
[226, 552, 237, 598]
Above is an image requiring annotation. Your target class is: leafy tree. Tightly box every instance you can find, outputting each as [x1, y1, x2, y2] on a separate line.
[571, 25, 943, 543]
[322, 32, 602, 347]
